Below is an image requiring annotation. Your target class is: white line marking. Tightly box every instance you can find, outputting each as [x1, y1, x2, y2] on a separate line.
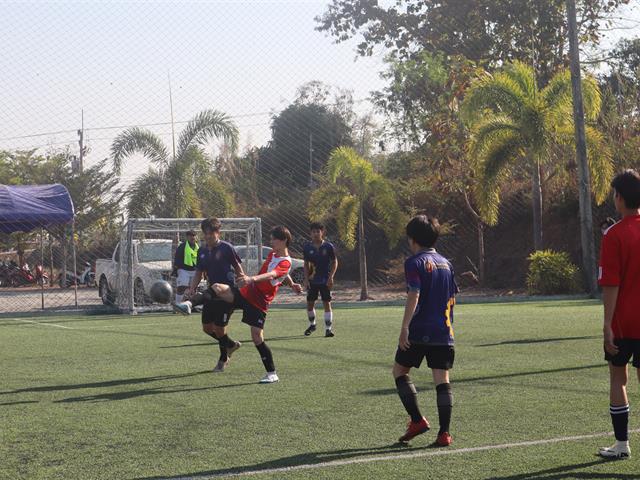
[163, 429, 640, 479]
[13, 319, 73, 329]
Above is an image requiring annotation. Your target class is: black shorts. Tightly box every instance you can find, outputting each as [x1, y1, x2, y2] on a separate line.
[231, 287, 267, 329]
[307, 284, 332, 302]
[605, 339, 640, 368]
[395, 343, 455, 370]
[201, 300, 233, 327]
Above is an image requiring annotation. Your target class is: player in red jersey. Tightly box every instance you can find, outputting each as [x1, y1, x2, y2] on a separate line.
[597, 169, 640, 459]
[210, 226, 302, 383]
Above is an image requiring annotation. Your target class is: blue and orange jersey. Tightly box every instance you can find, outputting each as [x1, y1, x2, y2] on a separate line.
[303, 241, 336, 285]
[405, 249, 458, 346]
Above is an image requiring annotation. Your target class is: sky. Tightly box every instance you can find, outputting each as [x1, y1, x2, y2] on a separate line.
[1, 0, 639, 187]
[0, 1, 387, 185]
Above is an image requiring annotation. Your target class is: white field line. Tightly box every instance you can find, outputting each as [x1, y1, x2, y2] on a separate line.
[12, 318, 73, 329]
[163, 429, 640, 480]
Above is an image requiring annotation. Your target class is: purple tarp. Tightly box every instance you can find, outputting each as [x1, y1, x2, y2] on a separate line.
[0, 184, 75, 233]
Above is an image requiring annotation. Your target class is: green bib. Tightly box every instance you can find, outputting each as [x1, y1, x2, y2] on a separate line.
[184, 241, 199, 267]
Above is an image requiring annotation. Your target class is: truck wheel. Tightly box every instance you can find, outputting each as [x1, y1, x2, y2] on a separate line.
[99, 276, 114, 306]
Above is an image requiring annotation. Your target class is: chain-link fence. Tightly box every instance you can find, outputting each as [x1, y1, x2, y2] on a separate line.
[1, 1, 639, 315]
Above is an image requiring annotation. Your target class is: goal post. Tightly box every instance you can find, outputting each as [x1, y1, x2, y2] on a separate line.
[115, 217, 262, 314]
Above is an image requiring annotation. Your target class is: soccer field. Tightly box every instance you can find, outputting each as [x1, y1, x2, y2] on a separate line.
[1, 300, 638, 480]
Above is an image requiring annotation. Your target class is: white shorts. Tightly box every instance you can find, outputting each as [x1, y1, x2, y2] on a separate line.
[177, 269, 196, 287]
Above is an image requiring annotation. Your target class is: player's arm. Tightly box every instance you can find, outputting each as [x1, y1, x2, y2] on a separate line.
[231, 245, 245, 277]
[602, 286, 620, 355]
[282, 274, 303, 293]
[172, 243, 183, 276]
[328, 257, 338, 289]
[303, 260, 312, 289]
[399, 291, 419, 351]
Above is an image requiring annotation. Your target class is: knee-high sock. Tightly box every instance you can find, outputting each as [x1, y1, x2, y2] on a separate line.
[206, 331, 228, 362]
[610, 404, 630, 442]
[436, 383, 453, 434]
[324, 311, 333, 329]
[256, 342, 275, 372]
[395, 375, 422, 423]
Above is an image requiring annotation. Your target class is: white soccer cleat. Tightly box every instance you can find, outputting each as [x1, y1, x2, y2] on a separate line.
[259, 372, 279, 384]
[598, 441, 630, 459]
[173, 301, 192, 315]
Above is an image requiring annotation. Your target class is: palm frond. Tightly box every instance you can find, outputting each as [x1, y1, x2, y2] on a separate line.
[126, 170, 165, 218]
[474, 132, 523, 225]
[468, 116, 522, 158]
[177, 109, 239, 160]
[504, 61, 537, 99]
[542, 70, 602, 123]
[585, 126, 614, 204]
[461, 72, 529, 126]
[111, 127, 168, 176]
[335, 194, 360, 250]
[307, 183, 350, 222]
[368, 176, 405, 247]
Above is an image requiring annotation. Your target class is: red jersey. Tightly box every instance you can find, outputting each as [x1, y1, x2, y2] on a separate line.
[240, 251, 291, 313]
[598, 214, 640, 339]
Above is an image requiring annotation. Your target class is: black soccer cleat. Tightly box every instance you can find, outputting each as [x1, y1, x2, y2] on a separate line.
[325, 329, 335, 337]
[304, 324, 317, 336]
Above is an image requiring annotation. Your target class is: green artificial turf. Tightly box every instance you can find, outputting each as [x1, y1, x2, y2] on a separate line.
[1, 300, 637, 479]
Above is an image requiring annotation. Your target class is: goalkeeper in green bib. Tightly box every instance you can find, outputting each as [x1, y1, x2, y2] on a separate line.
[173, 230, 199, 304]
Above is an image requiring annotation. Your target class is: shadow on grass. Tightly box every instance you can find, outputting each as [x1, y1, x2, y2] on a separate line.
[487, 459, 635, 479]
[360, 364, 605, 396]
[159, 335, 314, 350]
[133, 443, 427, 480]
[0, 400, 39, 406]
[54, 381, 257, 403]
[0, 370, 211, 395]
[477, 335, 599, 347]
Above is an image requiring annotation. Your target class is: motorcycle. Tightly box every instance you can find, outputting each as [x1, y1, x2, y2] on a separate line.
[58, 261, 96, 288]
[0, 262, 45, 287]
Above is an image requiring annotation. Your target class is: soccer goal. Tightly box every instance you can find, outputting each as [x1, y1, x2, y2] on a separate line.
[107, 217, 262, 314]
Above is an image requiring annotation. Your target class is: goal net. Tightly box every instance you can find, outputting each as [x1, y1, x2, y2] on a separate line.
[114, 217, 262, 314]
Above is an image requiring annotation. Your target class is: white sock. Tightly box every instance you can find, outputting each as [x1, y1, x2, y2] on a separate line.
[307, 309, 316, 324]
[175, 293, 183, 304]
[324, 311, 333, 329]
[615, 440, 630, 449]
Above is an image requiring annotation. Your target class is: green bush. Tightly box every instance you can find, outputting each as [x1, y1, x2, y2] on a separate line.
[526, 250, 582, 295]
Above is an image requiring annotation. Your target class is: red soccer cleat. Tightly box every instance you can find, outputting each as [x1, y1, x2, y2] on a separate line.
[436, 431, 453, 447]
[398, 417, 430, 443]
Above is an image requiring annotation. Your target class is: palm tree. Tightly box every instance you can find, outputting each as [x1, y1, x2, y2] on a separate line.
[308, 146, 404, 300]
[110, 109, 238, 218]
[461, 61, 613, 250]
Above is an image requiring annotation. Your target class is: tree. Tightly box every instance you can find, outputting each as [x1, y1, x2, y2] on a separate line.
[111, 109, 238, 218]
[308, 147, 404, 300]
[461, 61, 613, 250]
[316, 0, 629, 85]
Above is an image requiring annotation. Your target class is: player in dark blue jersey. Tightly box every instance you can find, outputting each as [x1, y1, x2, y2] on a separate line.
[175, 217, 244, 372]
[393, 215, 457, 446]
[302, 222, 338, 337]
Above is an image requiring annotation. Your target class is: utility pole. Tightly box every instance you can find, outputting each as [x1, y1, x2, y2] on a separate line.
[308, 132, 314, 187]
[77, 109, 84, 173]
[566, 0, 598, 296]
[168, 71, 176, 162]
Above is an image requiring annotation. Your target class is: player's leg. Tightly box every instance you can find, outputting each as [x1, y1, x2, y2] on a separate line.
[210, 283, 235, 303]
[393, 348, 429, 443]
[251, 325, 278, 383]
[321, 285, 334, 337]
[425, 345, 455, 446]
[304, 287, 318, 335]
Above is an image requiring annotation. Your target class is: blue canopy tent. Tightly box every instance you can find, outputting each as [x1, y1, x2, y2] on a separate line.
[0, 184, 77, 309]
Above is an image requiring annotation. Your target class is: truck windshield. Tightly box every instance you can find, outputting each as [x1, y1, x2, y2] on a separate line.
[138, 242, 173, 262]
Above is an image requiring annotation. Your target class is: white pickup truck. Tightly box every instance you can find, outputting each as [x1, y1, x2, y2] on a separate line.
[96, 239, 174, 306]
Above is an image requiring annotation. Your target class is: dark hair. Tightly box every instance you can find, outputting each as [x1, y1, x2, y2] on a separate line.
[186, 230, 197, 237]
[611, 169, 640, 209]
[406, 215, 440, 248]
[201, 217, 222, 233]
[309, 222, 325, 232]
[271, 225, 292, 247]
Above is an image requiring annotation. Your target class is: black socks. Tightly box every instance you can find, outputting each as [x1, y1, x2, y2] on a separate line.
[256, 342, 275, 372]
[395, 375, 422, 423]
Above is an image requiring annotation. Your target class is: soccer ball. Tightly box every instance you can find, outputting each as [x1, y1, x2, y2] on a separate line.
[150, 280, 173, 304]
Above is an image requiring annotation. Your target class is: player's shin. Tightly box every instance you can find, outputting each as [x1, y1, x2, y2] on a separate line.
[436, 383, 453, 434]
[395, 375, 422, 423]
